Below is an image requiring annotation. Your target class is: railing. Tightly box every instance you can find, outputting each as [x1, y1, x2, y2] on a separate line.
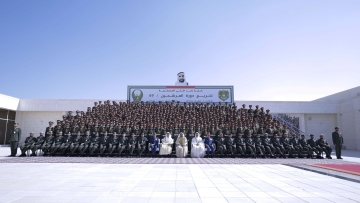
[273, 114, 309, 137]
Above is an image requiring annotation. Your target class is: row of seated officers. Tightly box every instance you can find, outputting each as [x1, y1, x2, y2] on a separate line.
[18, 131, 333, 159]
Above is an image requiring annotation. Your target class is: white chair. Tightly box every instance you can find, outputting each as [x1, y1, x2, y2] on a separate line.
[26, 149, 31, 156]
[36, 148, 43, 156]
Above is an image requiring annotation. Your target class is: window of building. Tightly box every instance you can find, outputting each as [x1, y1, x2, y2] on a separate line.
[0, 109, 16, 145]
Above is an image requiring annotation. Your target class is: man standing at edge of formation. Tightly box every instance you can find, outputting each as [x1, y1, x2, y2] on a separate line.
[332, 127, 343, 159]
[10, 123, 22, 157]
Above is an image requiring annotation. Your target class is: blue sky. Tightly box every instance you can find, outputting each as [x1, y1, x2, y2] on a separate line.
[1, 0, 359, 101]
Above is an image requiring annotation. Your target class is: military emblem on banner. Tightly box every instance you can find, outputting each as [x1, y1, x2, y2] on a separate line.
[132, 89, 143, 102]
[218, 90, 229, 101]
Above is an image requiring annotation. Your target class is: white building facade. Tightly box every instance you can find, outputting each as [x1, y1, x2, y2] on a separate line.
[1, 86, 359, 150]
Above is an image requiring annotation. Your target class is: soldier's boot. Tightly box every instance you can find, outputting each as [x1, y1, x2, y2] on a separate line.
[231, 149, 236, 158]
[310, 151, 315, 159]
[288, 150, 294, 158]
[252, 151, 257, 158]
[60, 148, 66, 156]
[260, 151, 265, 158]
[269, 148, 275, 158]
[19, 147, 27, 156]
[248, 149, 255, 158]
[297, 149, 303, 158]
[78, 147, 83, 155]
[278, 151, 284, 158]
[30, 146, 37, 156]
[53, 147, 58, 156]
[80, 147, 87, 156]
[129, 148, 134, 156]
[108, 147, 114, 156]
[50, 147, 55, 156]
[327, 150, 332, 159]
[118, 148, 124, 157]
[70, 147, 76, 156]
[316, 151, 323, 159]
[102, 147, 107, 156]
[238, 151, 243, 158]
[139, 148, 144, 157]
[89, 148, 94, 156]
[257, 147, 263, 158]
[42, 147, 47, 156]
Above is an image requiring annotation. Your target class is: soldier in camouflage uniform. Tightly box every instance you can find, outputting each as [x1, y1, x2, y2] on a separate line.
[45, 121, 54, 139]
[19, 132, 36, 156]
[308, 134, 323, 159]
[226, 134, 236, 158]
[316, 134, 332, 159]
[30, 132, 45, 156]
[50, 132, 65, 156]
[281, 133, 294, 158]
[272, 134, 285, 158]
[253, 134, 265, 158]
[262, 133, 275, 158]
[89, 132, 101, 156]
[299, 134, 312, 158]
[78, 122, 87, 137]
[128, 133, 137, 156]
[99, 132, 110, 156]
[235, 134, 246, 157]
[79, 132, 92, 156]
[70, 131, 83, 156]
[216, 133, 227, 157]
[245, 134, 256, 158]
[91, 121, 100, 138]
[60, 132, 73, 156]
[290, 134, 303, 158]
[42, 131, 55, 156]
[137, 133, 148, 157]
[118, 133, 128, 157]
[108, 132, 119, 156]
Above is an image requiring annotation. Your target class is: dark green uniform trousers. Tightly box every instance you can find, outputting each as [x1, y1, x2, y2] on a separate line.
[10, 141, 19, 156]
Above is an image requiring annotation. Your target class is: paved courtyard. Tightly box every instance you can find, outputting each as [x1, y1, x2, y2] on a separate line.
[0, 147, 359, 203]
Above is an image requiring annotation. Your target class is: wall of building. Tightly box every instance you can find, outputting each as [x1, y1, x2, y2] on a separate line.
[354, 97, 360, 150]
[18, 99, 125, 112]
[337, 97, 360, 150]
[15, 111, 64, 143]
[303, 113, 337, 144]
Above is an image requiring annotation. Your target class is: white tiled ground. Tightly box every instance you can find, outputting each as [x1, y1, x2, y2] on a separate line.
[0, 163, 359, 203]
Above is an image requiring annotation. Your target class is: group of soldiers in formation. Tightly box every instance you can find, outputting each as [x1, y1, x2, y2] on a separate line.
[16, 101, 332, 158]
[17, 126, 333, 159]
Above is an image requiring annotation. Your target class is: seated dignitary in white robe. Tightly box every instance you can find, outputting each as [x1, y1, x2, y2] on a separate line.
[159, 132, 174, 155]
[191, 132, 205, 158]
[175, 132, 188, 157]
